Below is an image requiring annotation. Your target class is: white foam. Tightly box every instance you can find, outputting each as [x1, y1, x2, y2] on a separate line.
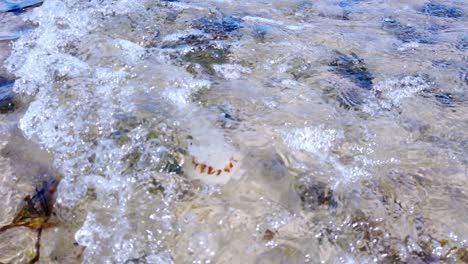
[373, 76, 430, 110]
[113, 39, 146, 64]
[162, 78, 210, 107]
[283, 126, 369, 183]
[283, 126, 343, 155]
[212, 63, 251, 80]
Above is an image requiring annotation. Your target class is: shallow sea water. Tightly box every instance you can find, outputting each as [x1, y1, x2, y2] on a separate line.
[0, 0, 467, 263]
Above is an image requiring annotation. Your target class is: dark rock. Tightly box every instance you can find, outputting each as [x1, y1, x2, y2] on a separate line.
[0, 0, 43, 13]
[329, 52, 373, 90]
[434, 92, 456, 107]
[433, 92, 465, 107]
[0, 97, 16, 114]
[382, 17, 433, 44]
[419, 3, 463, 18]
[192, 16, 242, 39]
[296, 181, 337, 211]
[0, 78, 16, 114]
[221, 16, 242, 33]
[455, 37, 468, 50]
[421, 88, 465, 107]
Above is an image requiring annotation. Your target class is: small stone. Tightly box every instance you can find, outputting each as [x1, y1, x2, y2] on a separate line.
[263, 229, 275, 241]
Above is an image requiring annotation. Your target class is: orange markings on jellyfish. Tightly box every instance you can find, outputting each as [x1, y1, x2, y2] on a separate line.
[191, 157, 238, 177]
[200, 164, 207, 173]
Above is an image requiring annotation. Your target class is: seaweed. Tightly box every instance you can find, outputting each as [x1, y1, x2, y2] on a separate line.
[329, 52, 373, 90]
[419, 3, 463, 18]
[0, 178, 59, 263]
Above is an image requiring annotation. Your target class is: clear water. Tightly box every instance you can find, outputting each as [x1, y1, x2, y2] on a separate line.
[0, 0, 467, 263]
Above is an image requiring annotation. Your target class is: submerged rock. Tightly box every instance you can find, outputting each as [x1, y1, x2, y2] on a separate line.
[192, 16, 242, 39]
[337, 0, 365, 8]
[161, 34, 210, 49]
[337, 0, 366, 20]
[421, 91, 465, 108]
[419, 3, 463, 18]
[329, 52, 373, 90]
[0, 0, 43, 13]
[339, 87, 366, 109]
[296, 181, 337, 211]
[382, 17, 432, 44]
[434, 92, 458, 107]
[455, 37, 468, 50]
[252, 24, 268, 42]
[287, 58, 314, 80]
[0, 79, 16, 114]
[183, 46, 229, 65]
[183, 46, 230, 75]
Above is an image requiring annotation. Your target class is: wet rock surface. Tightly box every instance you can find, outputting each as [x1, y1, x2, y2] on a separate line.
[419, 3, 464, 18]
[296, 181, 337, 211]
[0, 78, 15, 114]
[382, 17, 433, 44]
[0, 0, 43, 13]
[192, 16, 242, 39]
[0, 0, 467, 263]
[329, 52, 374, 90]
